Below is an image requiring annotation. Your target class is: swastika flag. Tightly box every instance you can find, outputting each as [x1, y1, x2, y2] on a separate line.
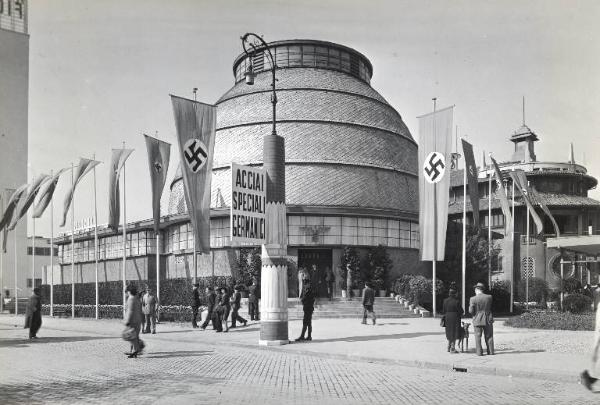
[417, 106, 453, 261]
[144, 134, 171, 233]
[171, 95, 217, 254]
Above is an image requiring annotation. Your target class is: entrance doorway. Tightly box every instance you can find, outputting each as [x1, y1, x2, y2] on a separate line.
[298, 249, 332, 298]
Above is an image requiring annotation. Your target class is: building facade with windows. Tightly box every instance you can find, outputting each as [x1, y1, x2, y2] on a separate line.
[448, 124, 600, 290]
[54, 39, 421, 298]
[0, 0, 28, 301]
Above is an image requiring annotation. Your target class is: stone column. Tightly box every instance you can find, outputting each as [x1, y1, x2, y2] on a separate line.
[260, 133, 288, 345]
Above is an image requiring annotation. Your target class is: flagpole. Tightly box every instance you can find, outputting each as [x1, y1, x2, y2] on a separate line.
[71, 162, 75, 319]
[462, 145, 467, 311]
[50, 171, 54, 317]
[0, 193, 4, 314]
[31, 175, 36, 293]
[525, 182, 530, 310]
[510, 169, 515, 314]
[93, 154, 99, 320]
[122, 142, 127, 318]
[432, 97, 437, 318]
[488, 162, 492, 287]
[14, 228, 18, 320]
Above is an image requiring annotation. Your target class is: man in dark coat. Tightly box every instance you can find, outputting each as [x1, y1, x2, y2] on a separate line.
[295, 275, 315, 342]
[191, 283, 201, 328]
[230, 285, 248, 328]
[248, 280, 259, 321]
[200, 286, 217, 330]
[469, 282, 494, 356]
[219, 287, 231, 332]
[24, 288, 42, 339]
[361, 282, 376, 325]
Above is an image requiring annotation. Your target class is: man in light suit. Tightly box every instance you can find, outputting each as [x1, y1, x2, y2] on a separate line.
[142, 288, 160, 334]
[469, 282, 494, 356]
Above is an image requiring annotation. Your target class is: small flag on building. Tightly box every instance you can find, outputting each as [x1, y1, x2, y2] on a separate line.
[461, 139, 480, 229]
[171, 95, 217, 254]
[61, 158, 101, 227]
[530, 185, 560, 237]
[489, 156, 513, 236]
[417, 106, 454, 261]
[144, 134, 171, 232]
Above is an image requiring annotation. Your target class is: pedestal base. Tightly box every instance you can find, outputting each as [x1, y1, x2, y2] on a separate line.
[259, 339, 289, 346]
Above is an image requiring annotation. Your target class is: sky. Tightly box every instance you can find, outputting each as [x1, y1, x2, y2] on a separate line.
[26, 0, 600, 237]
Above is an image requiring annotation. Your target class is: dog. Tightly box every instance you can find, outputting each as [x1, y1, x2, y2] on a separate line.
[457, 322, 470, 352]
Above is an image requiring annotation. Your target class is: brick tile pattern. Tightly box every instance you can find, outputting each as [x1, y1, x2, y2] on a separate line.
[0, 325, 592, 405]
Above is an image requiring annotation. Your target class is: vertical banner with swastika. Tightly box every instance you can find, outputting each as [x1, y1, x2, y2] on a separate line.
[417, 106, 453, 261]
[144, 134, 171, 233]
[171, 95, 217, 254]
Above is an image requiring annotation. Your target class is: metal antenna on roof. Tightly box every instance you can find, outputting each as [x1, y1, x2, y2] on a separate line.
[522, 96, 526, 126]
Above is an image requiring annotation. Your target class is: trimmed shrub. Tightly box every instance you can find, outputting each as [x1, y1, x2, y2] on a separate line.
[515, 277, 549, 304]
[563, 278, 583, 294]
[504, 310, 594, 331]
[563, 293, 592, 314]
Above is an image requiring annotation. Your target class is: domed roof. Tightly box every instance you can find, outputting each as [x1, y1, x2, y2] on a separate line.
[168, 40, 418, 217]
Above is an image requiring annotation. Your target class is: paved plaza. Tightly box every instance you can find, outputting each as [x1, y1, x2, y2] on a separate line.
[1, 314, 598, 404]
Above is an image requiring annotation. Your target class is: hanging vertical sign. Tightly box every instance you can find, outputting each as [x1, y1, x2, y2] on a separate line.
[230, 162, 266, 243]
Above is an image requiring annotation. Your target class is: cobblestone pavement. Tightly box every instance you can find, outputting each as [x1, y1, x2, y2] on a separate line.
[0, 324, 597, 405]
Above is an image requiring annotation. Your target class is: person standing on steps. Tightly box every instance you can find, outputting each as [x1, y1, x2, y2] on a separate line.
[295, 274, 315, 342]
[191, 283, 201, 328]
[361, 282, 376, 325]
[325, 266, 335, 301]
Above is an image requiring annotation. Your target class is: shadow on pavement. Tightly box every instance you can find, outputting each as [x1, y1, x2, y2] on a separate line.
[0, 335, 115, 348]
[145, 330, 197, 334]
[308, 331, 446, 343]
[494, 348, 546, 355]
[143, 350, 213, 359]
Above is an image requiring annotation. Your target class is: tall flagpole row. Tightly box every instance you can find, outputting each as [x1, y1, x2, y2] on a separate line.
[488, 164, 492, 287]
[14, 227, 18, 319]
[0, 193, 4, 314]
[510, 169, 515, 313]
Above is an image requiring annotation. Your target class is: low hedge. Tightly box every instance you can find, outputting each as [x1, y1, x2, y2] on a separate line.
[41, 304, 207, 322]
[563, 293, 592, 314]
[504, 310, 594, 331]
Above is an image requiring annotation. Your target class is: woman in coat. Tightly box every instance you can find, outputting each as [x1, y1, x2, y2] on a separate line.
[219, 287, 231, 332]
[25, 287, 42, 339]
[124, 284, 144, 358]
[442, 287, 463, 353]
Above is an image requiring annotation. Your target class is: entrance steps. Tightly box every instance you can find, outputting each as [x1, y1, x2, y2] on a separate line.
[285, 297, 421, 320]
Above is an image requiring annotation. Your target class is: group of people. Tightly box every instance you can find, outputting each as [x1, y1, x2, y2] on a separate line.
[442, 282, 494, 356]
[191, 281, 256, 333]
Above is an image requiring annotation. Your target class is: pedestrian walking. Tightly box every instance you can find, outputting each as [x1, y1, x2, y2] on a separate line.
[442, 287, 463, 353]
[123, 284, 144, 358]
[469, 282, 494, 356]
[325, 266, 335, 301]
[213, 288, 224, 333]
[295, 275, 314, 342]
[230, 285, 248, 328]
[142, 288, 159, 334]
[580, 292, 600, 391]
[361, 282, 376, 325]
[191, 282, 201, 328]
[200, 286, 218, 330]
[219, 287, 231, 332]
[24, 287, 42, 339]
[248, 279, 259, 321]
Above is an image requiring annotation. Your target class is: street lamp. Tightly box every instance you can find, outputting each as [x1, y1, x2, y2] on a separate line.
[240, 33, 288, 345]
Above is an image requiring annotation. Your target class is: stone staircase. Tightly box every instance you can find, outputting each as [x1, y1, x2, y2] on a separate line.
[286, 296, 422, 320]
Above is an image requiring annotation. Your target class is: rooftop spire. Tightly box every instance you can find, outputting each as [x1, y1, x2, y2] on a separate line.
[569, 142, 575, 164]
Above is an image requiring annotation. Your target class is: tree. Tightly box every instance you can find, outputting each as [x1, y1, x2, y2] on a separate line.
[365, 245, 392, 291]
[340, 246, 361, 290]
[235, 248, 261, 288]
[438, 222, 499, 296]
